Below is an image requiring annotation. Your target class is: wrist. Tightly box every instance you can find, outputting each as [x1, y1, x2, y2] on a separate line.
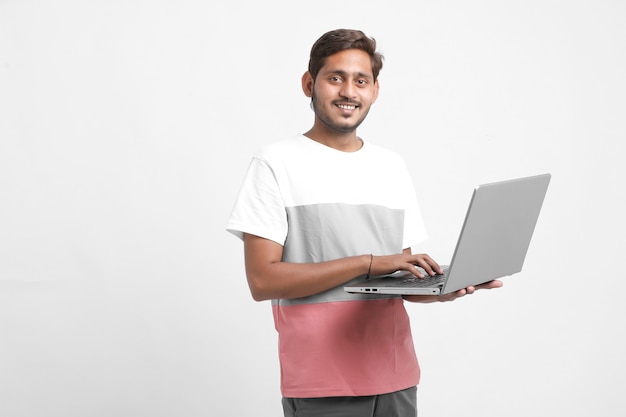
[366, 254, 373, 278]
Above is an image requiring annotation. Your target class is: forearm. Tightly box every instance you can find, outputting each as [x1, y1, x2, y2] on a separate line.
[402, 279, 504, 303]
[243, 234, 442, 301]
[246, 254, 371, 301]
[402, 294, 441, 303]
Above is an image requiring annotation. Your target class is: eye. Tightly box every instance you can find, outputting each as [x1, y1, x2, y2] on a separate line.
[356, 78, 368, 87]
[329, 75, 343, 83]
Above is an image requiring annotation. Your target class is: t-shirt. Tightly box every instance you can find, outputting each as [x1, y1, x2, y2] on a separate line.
[227, 135, 428, 398]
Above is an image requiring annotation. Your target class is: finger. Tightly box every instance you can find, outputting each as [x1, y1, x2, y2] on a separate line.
[407, 264, 425, 278]
[414, 256, 440, 276]
[422, 255, 443, 275]
[441, 288, 466, 302]
[476, 280, 504, 290]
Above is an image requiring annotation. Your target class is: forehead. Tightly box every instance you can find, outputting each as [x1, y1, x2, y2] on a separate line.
[319, 49, 374, 77]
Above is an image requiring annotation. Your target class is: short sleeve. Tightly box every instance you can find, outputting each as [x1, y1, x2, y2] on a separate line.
[226, 156, 288, 245]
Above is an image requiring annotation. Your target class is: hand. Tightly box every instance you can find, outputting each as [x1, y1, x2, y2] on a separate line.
[404, 279, 504, 303]
[369, 252, 443, 278]
[439, 279, 503, 302]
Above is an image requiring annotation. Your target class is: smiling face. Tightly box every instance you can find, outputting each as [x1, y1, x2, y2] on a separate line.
[302, 49, 380, 138]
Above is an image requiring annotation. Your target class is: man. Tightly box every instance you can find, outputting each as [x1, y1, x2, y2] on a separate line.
[227, 28, 502, 417]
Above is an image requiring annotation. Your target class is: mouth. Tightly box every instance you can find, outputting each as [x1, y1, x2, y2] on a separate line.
[336, 103, 358, 111]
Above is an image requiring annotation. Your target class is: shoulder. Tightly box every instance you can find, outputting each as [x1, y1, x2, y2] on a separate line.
[254, 135, 308, 160]
[362, 140, 406, 164]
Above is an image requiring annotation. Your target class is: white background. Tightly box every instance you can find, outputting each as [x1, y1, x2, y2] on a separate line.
[1, 0, 624, 416]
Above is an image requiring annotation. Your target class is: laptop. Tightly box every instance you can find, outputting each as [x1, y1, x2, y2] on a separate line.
[344, 173, 551, 296]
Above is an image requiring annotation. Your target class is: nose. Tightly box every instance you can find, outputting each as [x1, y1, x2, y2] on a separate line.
[339, 80, 357, 99]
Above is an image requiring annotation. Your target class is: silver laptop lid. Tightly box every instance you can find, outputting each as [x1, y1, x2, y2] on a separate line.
[440, 173, 551, 294]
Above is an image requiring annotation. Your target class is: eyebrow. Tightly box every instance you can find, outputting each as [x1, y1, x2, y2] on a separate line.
[324, 69, 373, 79]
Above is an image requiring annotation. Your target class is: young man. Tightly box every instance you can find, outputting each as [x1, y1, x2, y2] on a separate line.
[227, 29, 501, 417]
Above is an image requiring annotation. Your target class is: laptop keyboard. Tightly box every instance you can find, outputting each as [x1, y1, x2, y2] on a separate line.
[384, 270, 448, 288]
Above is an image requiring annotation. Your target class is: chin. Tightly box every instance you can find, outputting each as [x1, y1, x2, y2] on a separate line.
[331, 124, 359, 134]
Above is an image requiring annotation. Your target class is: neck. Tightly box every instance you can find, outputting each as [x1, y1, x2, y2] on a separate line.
[303, 126, 363, 152]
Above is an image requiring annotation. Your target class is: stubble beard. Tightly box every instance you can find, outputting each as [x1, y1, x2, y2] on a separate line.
[310, 93, 370, 134]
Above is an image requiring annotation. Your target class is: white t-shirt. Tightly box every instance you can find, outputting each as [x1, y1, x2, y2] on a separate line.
[227, 135, 428, 397]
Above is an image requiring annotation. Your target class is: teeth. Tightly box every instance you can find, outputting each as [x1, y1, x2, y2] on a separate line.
[338, 104, 356, 110]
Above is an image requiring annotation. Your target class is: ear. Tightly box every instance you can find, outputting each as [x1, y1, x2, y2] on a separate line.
[301, 71, 314, 97]
[371, 79, 380, 104]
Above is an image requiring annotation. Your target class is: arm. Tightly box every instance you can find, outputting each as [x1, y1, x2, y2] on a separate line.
[243, 234, 444, 301]
[403, 280, 504, 303]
